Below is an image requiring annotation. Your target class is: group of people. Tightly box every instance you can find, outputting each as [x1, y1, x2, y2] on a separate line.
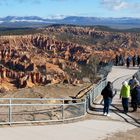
[101, 76, 140, 116]
[115, 54, 140, 68]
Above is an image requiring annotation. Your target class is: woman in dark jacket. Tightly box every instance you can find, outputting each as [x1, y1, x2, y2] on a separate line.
[101, 81, 113, 116]
[131, 81, 140, 112]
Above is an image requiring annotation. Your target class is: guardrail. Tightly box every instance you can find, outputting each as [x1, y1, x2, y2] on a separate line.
[85, 62, 113, 109]
[0, 98, 86, 125]
[0, 79, 107, 126]
[85, 78, 107, 110]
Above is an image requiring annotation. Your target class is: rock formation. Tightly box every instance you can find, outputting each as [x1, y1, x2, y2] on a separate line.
[0, 26, 140, 91]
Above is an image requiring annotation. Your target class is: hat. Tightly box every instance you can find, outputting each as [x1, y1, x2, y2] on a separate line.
[123, 81, 128, 85]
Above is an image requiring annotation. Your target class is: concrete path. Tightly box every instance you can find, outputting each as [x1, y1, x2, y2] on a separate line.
[0, 120, 136, 140]
[107, 66, 140, 126]
[89, 66, 140, 126]
[0, 66, 139, 140]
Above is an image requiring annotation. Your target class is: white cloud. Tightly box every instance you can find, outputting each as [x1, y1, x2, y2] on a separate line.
[113, 1, 128, 10]
[101, 0, 128, 10]
[101, 0, 140, 11]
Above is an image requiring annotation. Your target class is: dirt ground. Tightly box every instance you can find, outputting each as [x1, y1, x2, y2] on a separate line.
[0, 83, 91, 99]
[104, 128, 140, 140]
[0, 83, 91, 124]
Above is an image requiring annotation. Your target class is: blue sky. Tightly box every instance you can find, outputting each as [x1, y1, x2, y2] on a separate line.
[0, 0, 140, 18]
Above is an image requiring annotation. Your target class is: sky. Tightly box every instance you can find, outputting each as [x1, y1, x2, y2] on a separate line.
[0, 0, 140, 18]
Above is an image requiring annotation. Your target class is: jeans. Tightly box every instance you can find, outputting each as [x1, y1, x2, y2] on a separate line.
[122, 98, 129, 113]
[103, 98, 112, 114]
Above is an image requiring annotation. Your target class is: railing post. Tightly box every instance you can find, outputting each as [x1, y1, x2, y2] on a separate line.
[62, 99, 64, 121]
[92, 89, 95, 102]
[89, 92, 91, 106]
[9, 98, 12, 126]
[84, 99, 87, 115]
[101, 81, 104, 90]
[87, 94, 90, 111]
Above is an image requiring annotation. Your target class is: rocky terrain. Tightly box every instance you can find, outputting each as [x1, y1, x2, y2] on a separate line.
[0, 34, 93, 93]
[0, 25, 140, 95]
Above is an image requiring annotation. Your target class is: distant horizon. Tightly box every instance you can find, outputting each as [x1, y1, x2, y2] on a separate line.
[1, 15, 140, 19]
[0, 0, 140, 18]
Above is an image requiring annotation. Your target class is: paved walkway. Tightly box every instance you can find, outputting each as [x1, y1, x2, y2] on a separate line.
[0, 66, 139, 140]
[89, 66, 140, 126]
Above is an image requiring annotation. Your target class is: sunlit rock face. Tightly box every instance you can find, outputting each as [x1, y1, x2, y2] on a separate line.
[1, 26, 140, 91]
[44, 26, 140, 67]
[0, 34, 92, 90]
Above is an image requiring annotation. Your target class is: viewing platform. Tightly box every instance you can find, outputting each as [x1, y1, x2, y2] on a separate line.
[0, 66, 139, 140]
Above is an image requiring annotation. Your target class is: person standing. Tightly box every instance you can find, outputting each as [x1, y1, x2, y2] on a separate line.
[131, 81, 140, 112]
[129, 76, 138, 90]
[137, 55, 140, 66]
[126, 56, 131, 68]
[119, 54, 125, 66]
[128, 75, 139, 106]
[132, 55, 137, 67]
[120, 81, 130, 114]
[101, 81, 113, 116]
[115, 54, 119, 66]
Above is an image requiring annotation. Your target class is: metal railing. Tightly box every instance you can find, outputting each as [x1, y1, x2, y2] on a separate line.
[0, 98, 86, 125]
[85, 78, 107, 109]
[0, 79, 107, 126]
[85, 62, 113, 109]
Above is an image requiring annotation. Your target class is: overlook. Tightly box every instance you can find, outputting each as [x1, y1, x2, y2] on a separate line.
[0, 25, 140, 95]
[1, 0, 140, 139]
[0, 25, 140, 140]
